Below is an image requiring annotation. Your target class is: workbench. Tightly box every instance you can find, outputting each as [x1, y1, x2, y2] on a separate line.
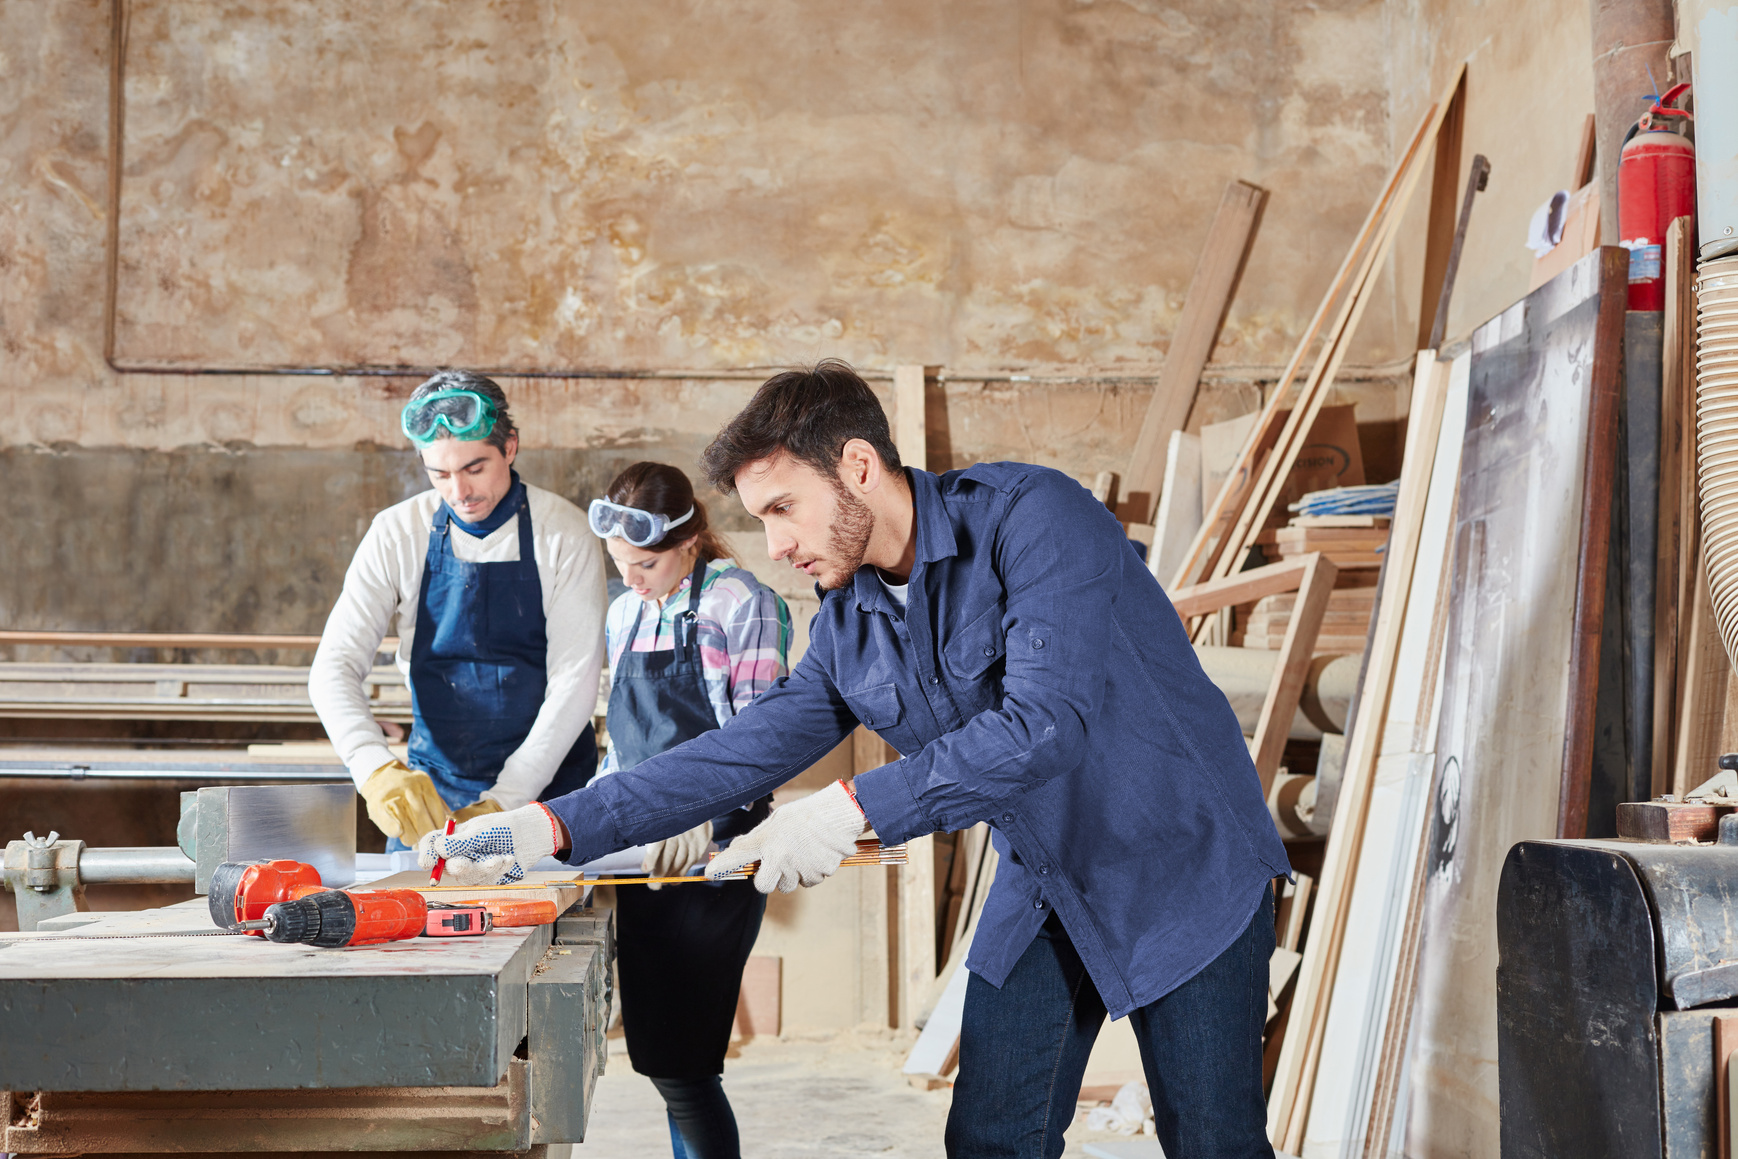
[0, 891, 614, 1157]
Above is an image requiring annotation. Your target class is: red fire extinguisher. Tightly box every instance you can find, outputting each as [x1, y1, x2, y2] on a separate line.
[1618, 81, 1695, 311]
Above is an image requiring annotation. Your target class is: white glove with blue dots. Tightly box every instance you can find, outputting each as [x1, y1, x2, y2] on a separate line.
[415, 803, 561, 886]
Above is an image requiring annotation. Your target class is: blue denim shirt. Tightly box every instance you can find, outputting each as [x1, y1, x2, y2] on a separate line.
[547, 462, 1289, 1017]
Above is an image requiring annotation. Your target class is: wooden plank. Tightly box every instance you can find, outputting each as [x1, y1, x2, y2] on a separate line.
[1250, 553, 1338, 795]
[1613, 800, 1732, 842]
[1169, 85, 1454, 591]
[1279, 873, 1312, 953]
[1089, 471, 1120, 509]
[1393, 251, 1627, 1157]
[1268, 349, 1455, 1148]
[0, 631, 399, 652]
[1415, 70, 1466, 351]
[894, 365, 929, 473]
[1301, 355, 1468, 1157]
[1168, 558, 1309, 620]
[853, 726, 895, 1028]
[1655, 216, 1697, 796]
[899, 833, 937, 1030]
[1558, 248, 1628, 838]
[1122, 179, 1267, 524]
[1675, 555, 1731, 796]
[1149, 430, 1203, 586]
[1426, 153, 1491, 352]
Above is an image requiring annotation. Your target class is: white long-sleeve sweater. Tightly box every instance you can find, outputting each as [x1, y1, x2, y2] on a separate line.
[308, 483, 608, 809]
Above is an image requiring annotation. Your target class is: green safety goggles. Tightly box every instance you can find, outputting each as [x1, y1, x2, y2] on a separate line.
[401, 389, 499, 446]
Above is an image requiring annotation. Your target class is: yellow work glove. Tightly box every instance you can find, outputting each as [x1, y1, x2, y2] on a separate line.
[455, 798, 505, 823]
[642, 821, 712, 890]
[359, 760, 449, 846]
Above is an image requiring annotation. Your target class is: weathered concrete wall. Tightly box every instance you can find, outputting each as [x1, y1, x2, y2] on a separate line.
[80, 0, 1397, 372]
[1382, 0, 1600, 349]
[1, 0, 1420, 633]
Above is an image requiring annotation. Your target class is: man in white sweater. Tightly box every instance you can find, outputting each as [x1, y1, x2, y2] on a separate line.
[309, 371, 608, 848]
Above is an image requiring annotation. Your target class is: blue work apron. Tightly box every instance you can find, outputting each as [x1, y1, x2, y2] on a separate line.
[606, 555, 768, 1084]
[406, 492, 597, 815]
[606, 557, 769, 841]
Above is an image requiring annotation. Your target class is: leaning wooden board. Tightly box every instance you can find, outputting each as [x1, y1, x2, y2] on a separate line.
[1398, 248, 1626, 1156]
[1301, 352, 1468, 1156]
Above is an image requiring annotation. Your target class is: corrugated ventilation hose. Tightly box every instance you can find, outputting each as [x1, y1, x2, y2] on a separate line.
[1696, 256, 1738, 668]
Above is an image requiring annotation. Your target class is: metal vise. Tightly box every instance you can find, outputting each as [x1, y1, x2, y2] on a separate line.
[3, 783, 355, 930]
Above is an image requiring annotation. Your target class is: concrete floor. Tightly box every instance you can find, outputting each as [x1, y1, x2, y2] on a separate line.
[579, 1030, 1149, 1158]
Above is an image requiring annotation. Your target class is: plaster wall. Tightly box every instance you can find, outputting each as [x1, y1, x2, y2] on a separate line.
[1381, 0, 1600, 356]
[2, 0, 1413, 638]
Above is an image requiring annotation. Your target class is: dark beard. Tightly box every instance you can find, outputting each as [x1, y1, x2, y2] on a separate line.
[819, 481, 875, 592]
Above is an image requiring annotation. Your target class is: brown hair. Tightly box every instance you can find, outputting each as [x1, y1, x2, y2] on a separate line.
[604, 462, 732, 562]
[700, 359, 902, 493]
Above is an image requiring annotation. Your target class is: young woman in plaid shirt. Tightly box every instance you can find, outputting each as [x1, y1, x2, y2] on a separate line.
[589, 461, 790, 1159]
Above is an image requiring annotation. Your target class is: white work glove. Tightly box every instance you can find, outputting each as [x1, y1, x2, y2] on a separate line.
[415, 802, 562, 886]
[706, 781, 867, 894]
[642, 821, 713, 891]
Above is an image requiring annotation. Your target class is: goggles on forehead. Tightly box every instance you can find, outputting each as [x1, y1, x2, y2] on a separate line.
[589, 498, 694, 548]
[401, 389, 500, 447]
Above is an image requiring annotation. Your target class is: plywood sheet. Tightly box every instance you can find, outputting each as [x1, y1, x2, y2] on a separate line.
[1401, 250, 1625, 1156]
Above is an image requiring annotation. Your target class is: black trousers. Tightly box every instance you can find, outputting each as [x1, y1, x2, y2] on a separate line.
[614, 878, 767, 1078]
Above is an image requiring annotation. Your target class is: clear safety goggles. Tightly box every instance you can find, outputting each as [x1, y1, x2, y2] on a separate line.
[401, 389, 499, 446]
[588, 498, 694, 547]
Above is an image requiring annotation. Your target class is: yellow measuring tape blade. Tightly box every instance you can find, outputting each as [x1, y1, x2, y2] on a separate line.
[416, 841, 908, 893]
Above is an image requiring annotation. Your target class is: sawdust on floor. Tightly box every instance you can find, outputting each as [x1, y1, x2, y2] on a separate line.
[578, 1030, 1151, 1157]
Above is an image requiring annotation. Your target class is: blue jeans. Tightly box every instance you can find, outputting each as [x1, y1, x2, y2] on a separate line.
[946, 885, 1275, 1158]
[652, 1074, 740, 1159]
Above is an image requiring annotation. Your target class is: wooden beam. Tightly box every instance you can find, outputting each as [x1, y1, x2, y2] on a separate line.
[1249, 553, 1338, 794]
[1415, 72, 1467, 352]
[1123, 180, 1267, 524]
[899, 834, 937, 1029]
[1557, 246, 1629, 839]
[1426, 153, 1491, 352]
[0, 630, 395, 652]
[1675, 558, 1731, 796]
[1167, 557, 1311, 620]
[893, 365, 931, 473]
[1654, 217, 1697, 796]
[853, 727, 895, 1029]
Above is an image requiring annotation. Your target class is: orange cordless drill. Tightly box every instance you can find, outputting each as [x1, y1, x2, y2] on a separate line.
[236, 888, 475, 947]
[208, 859, 556, 947]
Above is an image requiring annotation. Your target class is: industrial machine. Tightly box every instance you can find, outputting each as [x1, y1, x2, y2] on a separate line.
[1497, 805, 1738, 1158]
[0, 784, 615, 1157]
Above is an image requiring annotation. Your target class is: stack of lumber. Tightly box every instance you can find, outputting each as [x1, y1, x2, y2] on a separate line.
[1232, 579, 1377, 653]
[1264, 519, 1391, 570]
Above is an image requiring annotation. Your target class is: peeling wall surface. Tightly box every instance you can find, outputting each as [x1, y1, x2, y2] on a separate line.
[97, 0, 1395, 372]
[1, 0, 1408, 634]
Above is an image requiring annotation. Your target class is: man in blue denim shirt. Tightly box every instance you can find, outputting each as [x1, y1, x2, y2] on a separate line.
[423, 361, 1290, 1158]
